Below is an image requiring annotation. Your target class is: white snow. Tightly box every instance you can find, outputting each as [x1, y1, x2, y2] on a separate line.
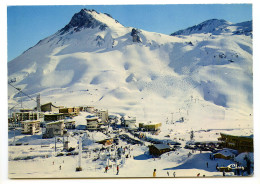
[7, 10, 253, 179]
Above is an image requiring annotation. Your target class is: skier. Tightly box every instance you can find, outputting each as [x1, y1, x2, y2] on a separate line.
[153, 169, 156, 177]
[206, 162, 208, 168]
[223, 170, 225, 176]
[167, 171, 169, 176]
[173, 171, 176, 177]
[216, 163, 219, 170]
[197, 173, 200, 177]
[116, 165, 119, 175]
[104, 165, 108, 173]
[59, 165, 61, 170]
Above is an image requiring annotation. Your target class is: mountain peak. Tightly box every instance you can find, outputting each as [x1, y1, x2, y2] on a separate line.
[171, 18, 231, 36]
[59, 9, 120, 35]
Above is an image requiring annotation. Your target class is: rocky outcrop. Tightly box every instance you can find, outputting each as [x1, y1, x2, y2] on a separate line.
[131, 28, 142, 43]
[59, 9, 108, 35]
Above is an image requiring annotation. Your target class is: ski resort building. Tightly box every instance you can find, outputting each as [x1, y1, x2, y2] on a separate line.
[43, 120, 65, 138]
[218, 133, 253, 153]
[86, 115, 100, 131]
[59, 107, 80, 117]
[139, 122, 162, 131]
[82, 106, 95, 113]
[149, 144, 171, 156]
[21, 120, 40, 135]
[64, 119, 76, 129]
[12, 111, 39, 122]
[44, 113, 65, 122]
[124, 116, 137, 129]
[41, 102, 59, 113]
[96, 110, 108, 123]
[213, 149, 238, 160]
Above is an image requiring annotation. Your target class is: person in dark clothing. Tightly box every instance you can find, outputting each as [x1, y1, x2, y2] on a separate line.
[116, 165, 119, 175]
[104, 166, 108, 173]
[206, 162, 208, 168]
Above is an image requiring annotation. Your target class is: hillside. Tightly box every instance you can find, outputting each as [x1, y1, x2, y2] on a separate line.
[8, 9, 253, 129]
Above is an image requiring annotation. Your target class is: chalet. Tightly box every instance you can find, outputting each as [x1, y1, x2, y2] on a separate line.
[213, 149, 238, 160]
[149, 144, 171, 156]
[218, 133, 253, 153]
[21, 120, 40, 135]
[44, 113, 65, 122]
[96, 110, 108, 123]
[43, 120, 65, 138]
[41, 102, 59, 113]
[139, 122, 162, 131]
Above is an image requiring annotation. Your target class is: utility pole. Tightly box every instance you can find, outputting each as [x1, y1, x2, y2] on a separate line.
[54, 136, 57, 152]
[36, 94, 40, 120]
[76, 136, 83, 171]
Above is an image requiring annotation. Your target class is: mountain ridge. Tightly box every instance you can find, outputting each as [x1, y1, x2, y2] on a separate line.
[8, 9, 253, 125]
[170, 19, 252, 36]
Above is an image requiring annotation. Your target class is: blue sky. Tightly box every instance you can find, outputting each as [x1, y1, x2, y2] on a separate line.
[7, 4, 252, 61]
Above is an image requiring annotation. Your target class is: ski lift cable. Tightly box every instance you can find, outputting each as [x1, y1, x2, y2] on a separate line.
[8, 82, 37, 102]
[9, 102, 20, 111]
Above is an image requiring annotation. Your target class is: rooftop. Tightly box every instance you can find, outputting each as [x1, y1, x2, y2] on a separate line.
[153, 144, 171, 150]
[46, 120, 64, 125]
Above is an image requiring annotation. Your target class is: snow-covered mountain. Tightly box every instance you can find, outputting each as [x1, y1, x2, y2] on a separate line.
[170, 19, 252, 36]
[8, 9, 253, 129]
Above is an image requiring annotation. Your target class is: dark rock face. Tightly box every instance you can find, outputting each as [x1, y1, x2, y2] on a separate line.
[59, 9, 108, 35]
[131, 28, 142, 43]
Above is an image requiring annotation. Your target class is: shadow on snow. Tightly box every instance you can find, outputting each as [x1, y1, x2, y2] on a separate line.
[164, 152, 234, 172]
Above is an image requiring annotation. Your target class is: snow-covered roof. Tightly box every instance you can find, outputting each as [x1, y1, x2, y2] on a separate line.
[21, 120, 40, 123]
[46, 120, 64, 125]
[214, 149, 238, 157]
[86, 115, 99, 120]
[221, 132, 253, 138]
[153, 144, 170, 150]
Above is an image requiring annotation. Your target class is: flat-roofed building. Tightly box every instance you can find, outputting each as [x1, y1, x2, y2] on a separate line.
[44, 113, 65, 122]
[218, 133, 253, 153]
[12, 111, 39, 122]
[59, 107, 80, 116]
[64, 119, 76, 129]
[124, 116, 137, 129]
[41, 102, 59, 113]
[139, 122, 162, 131]
[86, 115, 100, 131]
[96, 110, 108, 123]
[83, 106, 95, 113]
[43, 120, 65, 138]
[21, 120, 40, 135]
